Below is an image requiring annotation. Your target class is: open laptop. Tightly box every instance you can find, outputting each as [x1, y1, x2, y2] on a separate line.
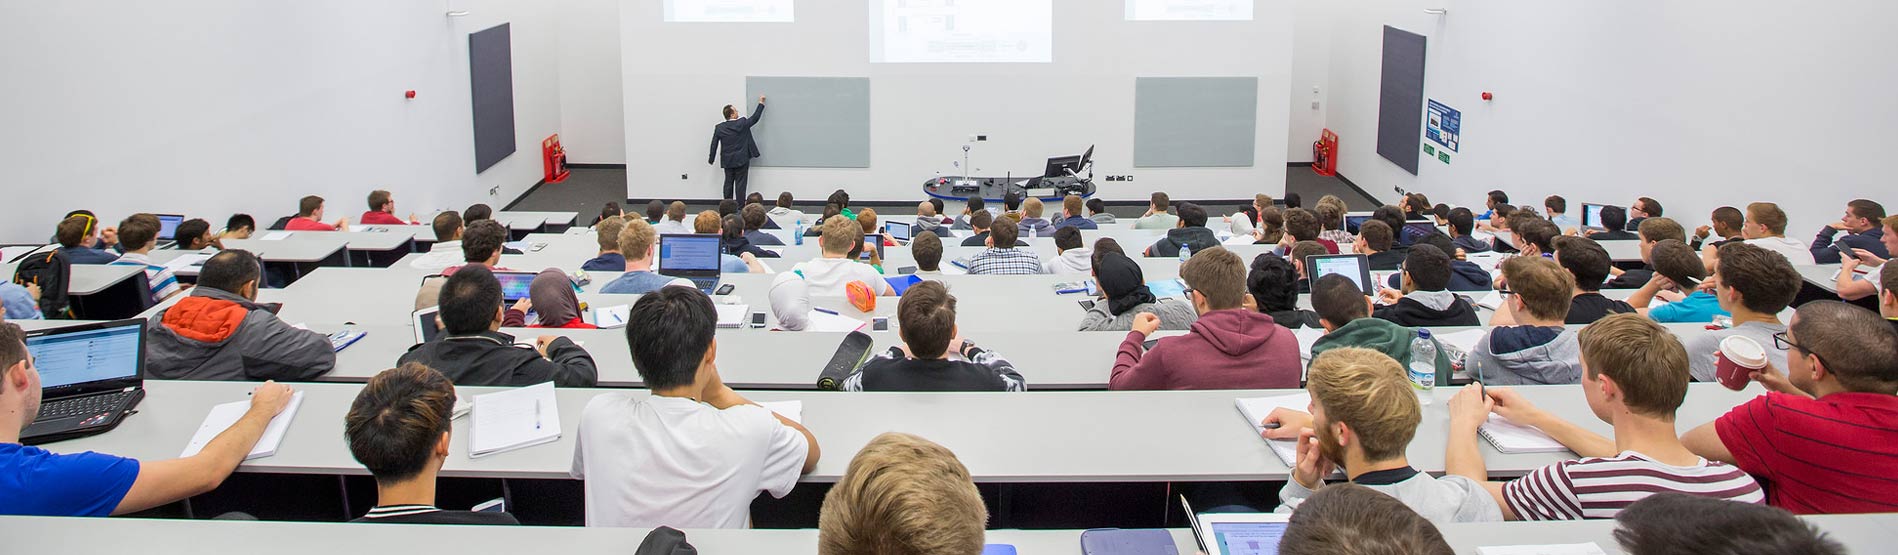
[492, 271, 538, 302]
[1343, 211, 1374, 234]
[412, 306, 443, 344]
[20, 319, 148, 445]
[154, 213, 185, 249]
[1580, 203, 1617, 231]
[1304, 253, 1376, 295]
[658, 233, 723, 294]
[1403, 219, 1438, 239]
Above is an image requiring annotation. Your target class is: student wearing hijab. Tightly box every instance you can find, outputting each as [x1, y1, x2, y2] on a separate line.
[1077, 251, 1198, 332]
[527, 269, 595, 329]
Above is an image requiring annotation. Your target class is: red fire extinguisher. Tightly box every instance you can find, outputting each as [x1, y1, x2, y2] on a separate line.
[542, 135, 570, 183]
[1312, 129, 1339, 177]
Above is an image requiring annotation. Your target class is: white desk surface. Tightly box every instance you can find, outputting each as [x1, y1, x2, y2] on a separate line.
[68, 264, 145, 295]
[352, 224, 439, 242]
[1, 515, 1893, 555]
[44, 380, 1759, 483]
[221, 237, 348, 263]
[1794, 263, 1847, 294]
[279, 230, 414, 252]
[496, 211, 579, 230]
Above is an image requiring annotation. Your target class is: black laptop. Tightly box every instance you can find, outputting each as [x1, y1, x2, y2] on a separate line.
[658, 234, 724, 294]
[20, 319, 148, 445]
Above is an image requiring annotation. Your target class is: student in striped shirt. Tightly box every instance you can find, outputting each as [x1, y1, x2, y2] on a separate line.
[1446, 314, 1764, 520]
[109, 214, 183, 305]
[1684, 301, 1898, 515]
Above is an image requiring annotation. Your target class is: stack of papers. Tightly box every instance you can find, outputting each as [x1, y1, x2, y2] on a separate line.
[1479, 414, 1570, 454]
[715, 304, 751, 328]
[793, 310, 868, 333]
[470, 382, 561, 459]
[259, 231, 293, 241]
[181, 391, 307, 460]
[1476, 291, 1506, 310]
[1233, 393, 1313, 466]
[1292, 328, 1325, 361]
[759, 400, 804, 424]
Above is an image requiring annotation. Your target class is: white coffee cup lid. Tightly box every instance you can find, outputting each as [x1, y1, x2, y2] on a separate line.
[1720, 335, 1768, 368]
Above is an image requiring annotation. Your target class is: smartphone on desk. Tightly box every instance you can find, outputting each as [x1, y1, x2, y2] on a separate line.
[715, 283, 736, 296]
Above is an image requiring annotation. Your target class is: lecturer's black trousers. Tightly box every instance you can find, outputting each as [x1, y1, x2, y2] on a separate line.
[723, 165, 750, 202]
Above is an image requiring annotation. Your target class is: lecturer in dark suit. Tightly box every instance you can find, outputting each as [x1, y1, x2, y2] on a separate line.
[709, 95, 766, 201]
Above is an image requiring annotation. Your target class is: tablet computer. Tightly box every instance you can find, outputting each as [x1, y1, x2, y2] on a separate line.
[1304, 253, 1375, 295]
[1183, 496, 1292, 555]
[885, 221, 913, 243]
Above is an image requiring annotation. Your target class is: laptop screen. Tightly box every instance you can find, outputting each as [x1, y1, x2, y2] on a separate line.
[412, 307, 442, 344]
[1343, 214, 1372, 234]
[1581, 203, 1613, 229]
[156, 214, 185, 241]
[27, 322, 142, 390]
[659, 234, 723, 275]
[1403, 220, 1437, 239]
[493, 272, 538, 302]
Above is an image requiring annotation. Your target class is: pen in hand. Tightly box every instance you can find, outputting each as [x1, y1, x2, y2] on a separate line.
[535, 400, 543, 430]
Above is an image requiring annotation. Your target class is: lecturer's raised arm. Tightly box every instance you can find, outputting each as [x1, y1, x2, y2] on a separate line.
[740, 95, 765, 130]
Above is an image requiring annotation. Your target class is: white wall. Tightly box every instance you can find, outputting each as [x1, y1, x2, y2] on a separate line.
[1321, 0, 1898, 236]
[0, 0, 562, 243]
[618, 0, 1293, 203]
[1284, 0, 1331, 163]
[556, 0, 627, 165]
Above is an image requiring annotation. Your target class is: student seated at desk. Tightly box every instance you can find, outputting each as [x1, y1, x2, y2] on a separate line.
[655, 201, 691, 235]
[1079, 251, 1196, 332]
[1247, 253, 1320, 329]
[1261, 348, 1502, 524]
[1286, 241, 1329, 295]
[1353, 221, 1406, 271]
[360, 189, 419, 226]
[1602, 217, 1684, 290]
[692, 211, 765, 274]
[1132, 191, 1179, 230]
[1372, 244, 1479, 328]
[413, 220, 510, 309]
[841, 281, 1024, 392]
[791, 218, 892, 296]
[1683, 301, 1898, 515]
[1681, 243, 1800, 383]
[950, 197, 985, 231]
[1111, 247, 1301, 390]
[1612, 494, 1844, 555]
[740, 204, 784, 246]
[285, 195, 349, 231]
[910, 231, 946, 277]
[583, 216, 629, 273]
[1, 322, 296, 517]
[1446, 208, 1490, 255]
[819, 432, 987, 555]
[1315, 197, 1354, 247]
[1086, 197, 1116, 226]
[965, 220, 1043, 276]
[525, 269, 595, 329]
[598, 219, 695, 295]
[1278, 483, 1455, 555]
[54, 213, 119, 264]
[1738, 202, 1815, 265]
[724, 214, 777, 260]
[0, 281, 41, 320]
[1586, 206, 1639, 241]
[1810, 199, 1888, 265]
[573, 286, 819, 528]
[346, 363, 519, 525]
[1552, 236, 1635, 324]
[1054, 194, 1097, 230]
[145, 250, 336, 381]
[174, 218, 218, 251]
[1144, 202, 1219, 258]
[1468, 257, 1584, 385]
[400, 266, 597, 387]
[220, 213, 256, 241]
[1309, 274, 1453, 385]
[1282, 207, 1338, 254]
[409, 211, 466, 272]
[1381, 234, 1492, 292]
[1510, 217, 1561, 259]
[1448, 314, 1763, 521]
[1043, 226, 1092, 275]
[958, 211, 1024, 248]
[767, 192, 807, 229]
[1690, 206, 1746, 251]
[1833, 214, 1898, 302]
[1630, 239, 1726, 324]
[1015, 197, 1057, 238]
[110, 214, 184, 305]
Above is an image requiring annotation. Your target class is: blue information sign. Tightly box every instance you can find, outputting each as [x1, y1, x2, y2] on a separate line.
[1425, 99, 1460, 152]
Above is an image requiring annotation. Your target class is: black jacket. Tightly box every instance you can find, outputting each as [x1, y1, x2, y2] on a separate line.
[353, 507, 519, 525]
[1373, 295, 1481, 327]
[397, 331, 597, 387]
[1602, 267, 1653, 290]
[708, 103, 764, 168]
[1366, 249, 1408, 271]
[1567, 293, 1635, 324]
[1267, 308, 1323, 329]
[1587, 229, 1638, 241]
[960, 231, 1025, 247]
[1146, 227, 1222, 258]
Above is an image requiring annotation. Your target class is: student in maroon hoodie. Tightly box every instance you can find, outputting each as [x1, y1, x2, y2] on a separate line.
[1110, 246, 1303, 390]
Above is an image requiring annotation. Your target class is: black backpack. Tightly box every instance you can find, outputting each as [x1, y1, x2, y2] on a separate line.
[13, 249, 72, 318]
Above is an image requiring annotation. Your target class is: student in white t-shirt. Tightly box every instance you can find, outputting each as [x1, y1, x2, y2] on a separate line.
[790, 217, 892, 297]
[570, 287, 820, 528]
[1444, 314, 1763, 521]
[1734, 202, 1816, 265]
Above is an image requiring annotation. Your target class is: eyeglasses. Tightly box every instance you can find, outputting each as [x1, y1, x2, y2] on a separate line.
[1773, 331, 1829, 368]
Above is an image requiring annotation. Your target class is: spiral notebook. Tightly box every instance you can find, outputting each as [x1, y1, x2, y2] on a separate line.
[1479, 414, 1569, 454]
[181, 391, 306, 460]
[1234, 393, 1312, 466]
[469, 382, 561, 459]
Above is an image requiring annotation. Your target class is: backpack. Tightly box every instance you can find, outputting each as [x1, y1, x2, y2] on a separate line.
[13, 249, 72, 318]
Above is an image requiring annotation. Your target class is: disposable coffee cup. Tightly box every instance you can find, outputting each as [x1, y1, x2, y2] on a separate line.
[1715, 336, 1768, 391]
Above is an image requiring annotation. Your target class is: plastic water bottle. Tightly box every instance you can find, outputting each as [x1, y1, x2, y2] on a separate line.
[1409, 329, 1437, 405]
[1030, 225, 1038, 239]
[1177, 244, 1191, 262]
[794, 222, 805, 246]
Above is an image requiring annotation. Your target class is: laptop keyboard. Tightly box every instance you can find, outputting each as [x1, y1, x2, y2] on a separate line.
[38, 390, 135, 422]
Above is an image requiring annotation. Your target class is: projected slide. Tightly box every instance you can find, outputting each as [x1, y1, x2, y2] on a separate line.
[870, 0, 1052, 63]
[1125, 0, 1253, 21]
[664, 0, 794, 22]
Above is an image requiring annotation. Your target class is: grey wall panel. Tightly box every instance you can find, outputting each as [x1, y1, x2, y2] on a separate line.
[469, 23, 517, 174]
[1133, 77, 1258, 167]
[1376, 25, 1427, 176]
[743, 76, 871, 168]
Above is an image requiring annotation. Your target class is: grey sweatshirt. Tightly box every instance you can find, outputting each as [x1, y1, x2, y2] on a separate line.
[1276, 468, 1503, 524]
[1077, 297, 1199, 332]
[1464, 325, 1584, 385]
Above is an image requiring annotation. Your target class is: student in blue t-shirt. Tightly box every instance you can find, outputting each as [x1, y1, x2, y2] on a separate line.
[1630, 239, 1729, 324]
[0, 323, 296, 517]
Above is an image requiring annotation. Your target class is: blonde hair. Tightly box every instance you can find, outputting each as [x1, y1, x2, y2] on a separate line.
[595, 216, 627, 251]
[693, 210, 720, 234]
[1746, 202, 1790, 236]
[1306, 348, 1420, 460]
[857, 208, 880, 234]
[1023, 197, 1045, 219]
[618, 218, 658, 262]
[820, 215, 864, 255]
[819, 432, 987, 555]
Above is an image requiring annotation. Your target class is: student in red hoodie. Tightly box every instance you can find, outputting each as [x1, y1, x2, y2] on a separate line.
[1110, 246, 1302, 390]
[285, 195, 349, 231]
[360, 190, 420, 226]
[525, 269, 595, 329]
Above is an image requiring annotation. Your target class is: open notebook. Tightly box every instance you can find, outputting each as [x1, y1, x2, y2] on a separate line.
[1480, 414, 1570, 454]
[759, 401, 803, 424]
[470, 382, 561, 459]
[181, 391, 306, 460]
[1233, 393, 1312, 466]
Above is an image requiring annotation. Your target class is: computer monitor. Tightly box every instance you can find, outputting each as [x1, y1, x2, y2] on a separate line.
[1304, 254, 1376, 295]
[657, 234, 723, 278]
[1076, 144, 1094, 172]
[1343, 212, 1374, 234]
[1581, 203, 1616, 230]
[491, 271, 539, 302]
[24, 319, 145, 397]
[1044, 155, 1082, 179]
[155, 214, 185, 241]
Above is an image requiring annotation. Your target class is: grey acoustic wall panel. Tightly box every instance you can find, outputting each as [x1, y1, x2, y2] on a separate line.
[1377, 26, 1427, 175]
[1134, 77, 1258, 167]
[743, 77, 871, 168]
[469, 23, 516, 174]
